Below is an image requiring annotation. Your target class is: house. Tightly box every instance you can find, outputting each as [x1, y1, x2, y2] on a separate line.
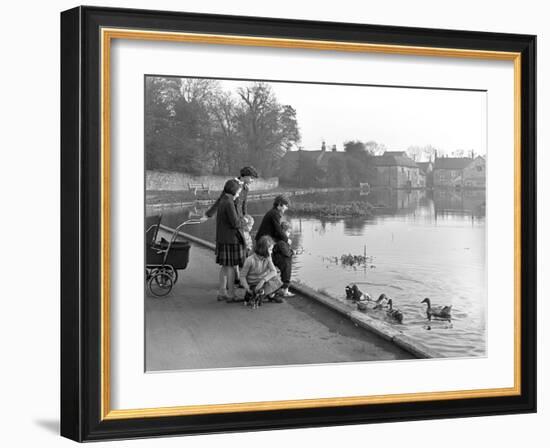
[433, 155, 485, 188]
[371, 151, 423, 189]
[462, 156, 486, 188]
[278, 143, 348, 185]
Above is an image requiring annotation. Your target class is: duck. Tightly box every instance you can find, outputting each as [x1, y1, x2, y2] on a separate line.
[345, 284, 371, 302]
[345, 285, 354, 300]
[421, 298, 452, 322]
[373, 293, 389, 310]
[355, 287, 372, 303]
[386, 299, 404, 323]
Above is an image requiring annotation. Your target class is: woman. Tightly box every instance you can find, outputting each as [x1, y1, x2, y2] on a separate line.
[215, 179, 246, 302]
[240, 235, 284, 303]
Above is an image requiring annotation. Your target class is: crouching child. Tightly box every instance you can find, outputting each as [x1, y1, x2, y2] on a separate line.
[240, 235, 284, 304]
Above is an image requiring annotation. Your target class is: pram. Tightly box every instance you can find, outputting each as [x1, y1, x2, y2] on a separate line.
[145, 214, 201, 297]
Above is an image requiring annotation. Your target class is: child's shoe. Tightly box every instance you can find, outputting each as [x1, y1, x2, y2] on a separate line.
[279, 288, 295, 298]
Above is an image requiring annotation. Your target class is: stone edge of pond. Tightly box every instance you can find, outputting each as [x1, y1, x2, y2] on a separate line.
[171, 226, 440, 360]
[290, 283, 440, 359]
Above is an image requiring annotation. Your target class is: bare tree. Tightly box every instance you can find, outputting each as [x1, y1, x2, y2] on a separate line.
[407, 144, 438, 162]
[235, 82, 300, 176]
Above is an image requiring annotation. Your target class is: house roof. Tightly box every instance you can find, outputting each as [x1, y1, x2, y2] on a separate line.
[282, 149, 427, 171]
[383, 151, 408, 157]
[279, 150, 333, 178]
[317, 150, 348, 168]
[434, 157, 474, 170]
[372, 151, 418, 168]
[281, 149, 347, 168]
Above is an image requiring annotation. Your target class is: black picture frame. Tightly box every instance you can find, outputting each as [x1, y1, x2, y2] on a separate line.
[61, 5, 536, 442]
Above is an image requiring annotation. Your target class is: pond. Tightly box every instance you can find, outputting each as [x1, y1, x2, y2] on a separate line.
[152, 188, 487, 359]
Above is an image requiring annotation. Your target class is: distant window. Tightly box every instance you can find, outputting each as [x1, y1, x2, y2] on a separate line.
[476, 165, 483, 172]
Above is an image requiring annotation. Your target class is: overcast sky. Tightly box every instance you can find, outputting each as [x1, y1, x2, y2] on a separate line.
[218, 79, 486, 158]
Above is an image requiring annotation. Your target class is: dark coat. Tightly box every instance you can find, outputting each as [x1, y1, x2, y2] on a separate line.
[255, 208, 288, 243]
[215, 194, 241, 245]
[205, 180, 249, 218]
[273, 239, 293, 258]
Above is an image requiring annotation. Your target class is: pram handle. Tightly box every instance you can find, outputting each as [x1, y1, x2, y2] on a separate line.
[161, 218, 203, 264]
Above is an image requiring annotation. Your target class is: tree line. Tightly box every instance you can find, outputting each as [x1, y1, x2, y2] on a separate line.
[145, 77, 301, 177]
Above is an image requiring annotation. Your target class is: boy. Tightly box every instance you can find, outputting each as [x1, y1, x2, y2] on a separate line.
[255, 195, 289, 244]
[272, 221, 295, 297]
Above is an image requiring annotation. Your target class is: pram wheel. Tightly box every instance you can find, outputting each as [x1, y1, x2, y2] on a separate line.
[165, 265, 178, 284]
[148, 269, 173, 297]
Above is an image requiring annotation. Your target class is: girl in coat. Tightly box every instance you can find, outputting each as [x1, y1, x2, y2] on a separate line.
[215, 179, 245, 302]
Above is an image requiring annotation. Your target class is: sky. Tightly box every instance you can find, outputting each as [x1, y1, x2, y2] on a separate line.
[217, 79, 487, 157]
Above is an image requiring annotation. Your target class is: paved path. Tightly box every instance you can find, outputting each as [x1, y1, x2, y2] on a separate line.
[145, 243, 413, 371]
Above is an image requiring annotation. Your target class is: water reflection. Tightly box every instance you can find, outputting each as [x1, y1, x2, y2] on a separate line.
[433, 189, 486, 219]
[149, 188, 486, 359]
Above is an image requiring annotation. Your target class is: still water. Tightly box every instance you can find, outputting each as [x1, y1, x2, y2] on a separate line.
[153, 189, 487, 358]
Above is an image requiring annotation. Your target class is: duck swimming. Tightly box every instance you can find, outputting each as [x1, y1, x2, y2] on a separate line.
[345, 285, 354, 300]
[421, 298, 452, 322]
[373, 293, 389, 310]
[345, 284, 371, 302]
[386, 299, 404, 323]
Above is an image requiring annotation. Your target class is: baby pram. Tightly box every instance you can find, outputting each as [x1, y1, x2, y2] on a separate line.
[145, 214, 201, 297]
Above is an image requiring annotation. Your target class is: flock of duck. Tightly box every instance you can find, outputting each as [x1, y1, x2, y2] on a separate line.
[345, 283, 452, 324]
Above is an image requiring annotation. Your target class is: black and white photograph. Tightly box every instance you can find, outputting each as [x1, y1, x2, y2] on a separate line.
[1, 0, 544, 444]
[144, 75, 487, 371]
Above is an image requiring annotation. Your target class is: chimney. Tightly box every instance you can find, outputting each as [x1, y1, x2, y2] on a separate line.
[321, 141, 326, 152]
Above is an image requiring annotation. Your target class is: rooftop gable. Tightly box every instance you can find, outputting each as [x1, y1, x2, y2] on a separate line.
[434, 157, 475, 170]
[372, 151, 418, 168]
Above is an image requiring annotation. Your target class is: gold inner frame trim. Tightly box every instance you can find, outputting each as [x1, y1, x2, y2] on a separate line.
[100, 27, 522, 421]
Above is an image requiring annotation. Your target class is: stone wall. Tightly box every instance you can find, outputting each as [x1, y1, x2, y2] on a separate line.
[146, 170, 279, 192]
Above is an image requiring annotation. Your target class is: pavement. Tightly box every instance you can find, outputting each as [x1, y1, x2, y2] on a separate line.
[145, 243, 413, 371]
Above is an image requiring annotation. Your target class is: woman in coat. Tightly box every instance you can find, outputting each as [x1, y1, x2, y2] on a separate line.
[215, 179, 245, 302]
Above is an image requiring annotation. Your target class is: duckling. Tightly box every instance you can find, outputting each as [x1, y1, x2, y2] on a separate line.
[386, 299, 404, 323]
[421, 297, 452, 322]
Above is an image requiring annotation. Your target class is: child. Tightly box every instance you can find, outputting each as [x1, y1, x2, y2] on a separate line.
[240, 235, 284, 303]
[272, 221, 295, 297]
[240, 214, 255, 256]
